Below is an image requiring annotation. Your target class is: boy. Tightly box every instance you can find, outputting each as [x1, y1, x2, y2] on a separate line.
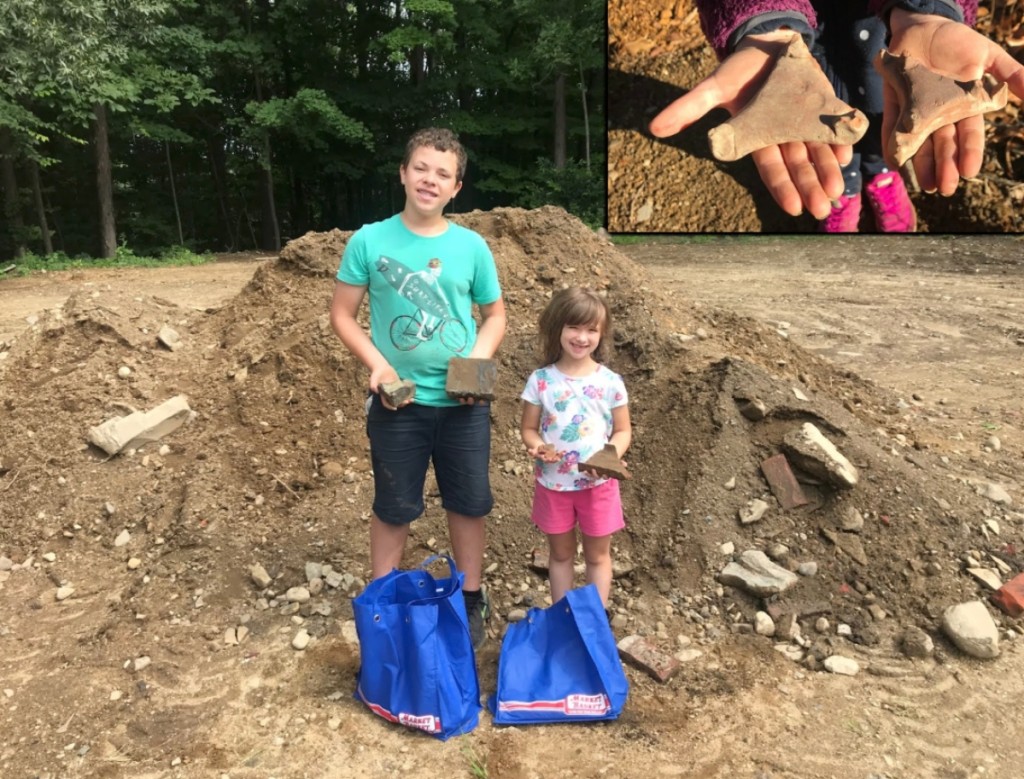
[330, 128, 506, 647]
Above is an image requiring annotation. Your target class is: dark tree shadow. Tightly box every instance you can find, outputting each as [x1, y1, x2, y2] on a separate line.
[608, 68, 817, 233]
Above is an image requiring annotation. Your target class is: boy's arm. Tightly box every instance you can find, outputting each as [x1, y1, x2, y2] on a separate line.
[608, 405, 632, 460]
[468, 296, 507, 359]
[330, 281, 399, 394]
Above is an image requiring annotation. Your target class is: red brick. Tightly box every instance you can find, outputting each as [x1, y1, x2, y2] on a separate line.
[991, 572, 1024, 617]
[760, 453, 809, 510]
[617, 635, 680, 683]
[445, 358, 497, 400]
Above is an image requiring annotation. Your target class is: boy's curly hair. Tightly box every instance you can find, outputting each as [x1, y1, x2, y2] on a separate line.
[538, 286, 613, 366]
[404, 128, 468, 182]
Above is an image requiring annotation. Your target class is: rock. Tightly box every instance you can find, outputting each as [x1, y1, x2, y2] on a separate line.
[966, 567, 1003, 591]
[900, 626, 934, 658]
[133, 656, 151, 671]
[782, 423, 858, 489]
[823, 656, 860, 676]
[113, 529, 131, 547]
[250, 564, 273, 589]
[117, 366, 132, 378]
[739, 498, 769, 525]
[104, 502, 117, 516]
[735, 396, 767, 421]
[0, 557, 12, 571]
[719, 550, 799, 596]
[754, 611, 775, 636]
[127, 558, 142, 570]
[286, 586, 311, 603]
[986, 435, 1001, 451]
[719, 542, 735, 555]
[87, 395, 194, 456]
[840, 507, 864, 532]
[941, 601, 1000, 659]
[724, 477, 736, 490]
[980, 483, 1012, 505]
[157, 326, 182, 351]
[508, 608, 527, 623]
[292, 629, 311, 650]
[797, 561, 818, 577]
[55, 586, 75, 601]
[820, 527, 868, 565]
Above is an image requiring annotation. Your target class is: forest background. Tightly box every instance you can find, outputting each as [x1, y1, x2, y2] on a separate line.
[0, 0, 605, 261]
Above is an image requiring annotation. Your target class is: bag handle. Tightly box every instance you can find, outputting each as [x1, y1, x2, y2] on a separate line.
[418, 554, 458, 579]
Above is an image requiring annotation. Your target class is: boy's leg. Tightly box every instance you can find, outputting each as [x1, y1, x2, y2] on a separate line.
[370, 516, 411, 579]
[447, 511, 485, 591]
[547, 529, 577, 605]
[581, 533, 614, 606]
[365, 396, 432, 579]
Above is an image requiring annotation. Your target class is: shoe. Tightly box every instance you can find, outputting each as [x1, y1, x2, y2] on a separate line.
[865, 170, 917, 232]
[818, 193, 862, 233]
[464, 588, 490, 649]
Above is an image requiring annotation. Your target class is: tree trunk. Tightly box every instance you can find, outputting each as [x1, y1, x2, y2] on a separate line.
[0, 129, 26, 259]
[206, 135, 236, 250]
[259, 134, 280, 252]
[553, 71, 567, 169]
[578, 61, 591, 170]
[93, 103, 117, 258]
[28, 160, 53, 255]
[166, 142, 184, 245]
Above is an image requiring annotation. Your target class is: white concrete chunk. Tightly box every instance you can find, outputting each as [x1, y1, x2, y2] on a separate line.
[941, 601, 1000, 659]
[87, 395, 193, 456]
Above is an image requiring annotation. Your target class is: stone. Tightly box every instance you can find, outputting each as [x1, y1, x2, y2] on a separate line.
[292, 629, 311, 650]
[250, 564, 273, 589]
[739, 498, 769, 525]
[157, 326, 182, 351]
[781, 423, 858, 489]
[900, 626, 934, 658]
[735, 396, 767, 421]
[754, 611, 775, 636]
[56, 586, 75, 601]
[286, 586, 311, 604]
[941, 601, 1000, 659]
[966, 567, 1003, 591]
[823, 655, 860, 676]
[445, 357, 497, 401]
[380, 379, 416, 407]
[719, 550, 800, 597]
[87, 395, 194, 456]
[820, 527, 868, 565]
[839, 507, 864, 532]
[980, 483, 1012, 506]
[113, 529, 131, 547]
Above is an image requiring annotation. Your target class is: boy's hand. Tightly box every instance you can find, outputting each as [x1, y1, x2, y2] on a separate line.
[649, 30, 851, 220]
[369, 365, 405, 410]
[884, 9, 1024, 195]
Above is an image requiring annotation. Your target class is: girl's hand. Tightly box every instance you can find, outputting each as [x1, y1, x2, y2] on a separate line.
[528, 443, 561, 463]
[884, 10, 1024, 195]
[649, 30, 851, 220]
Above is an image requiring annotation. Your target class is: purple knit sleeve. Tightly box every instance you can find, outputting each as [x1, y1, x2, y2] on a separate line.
[695, 0, 818, 59]
[867, 0, 977, 27]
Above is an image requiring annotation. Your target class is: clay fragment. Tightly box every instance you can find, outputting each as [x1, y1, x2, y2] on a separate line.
[708, 33, 869, 161]
[581, 444, 632, 480]
[875, 49, 1009, 167]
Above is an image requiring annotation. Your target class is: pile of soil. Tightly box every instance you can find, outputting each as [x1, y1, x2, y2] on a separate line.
[608, 0, 1024, 232]
[0, 207, 1020, 776]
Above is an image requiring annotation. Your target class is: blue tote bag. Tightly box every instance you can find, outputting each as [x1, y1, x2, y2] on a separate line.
[488, 584, 629, 724]
[352, 555, 480, 740]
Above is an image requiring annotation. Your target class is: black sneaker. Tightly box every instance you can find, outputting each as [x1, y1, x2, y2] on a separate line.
[464, 588, 490, 649]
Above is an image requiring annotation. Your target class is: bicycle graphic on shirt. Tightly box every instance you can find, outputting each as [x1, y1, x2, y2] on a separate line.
[389, 308, 468, 352]
[376, 255, 468, 353]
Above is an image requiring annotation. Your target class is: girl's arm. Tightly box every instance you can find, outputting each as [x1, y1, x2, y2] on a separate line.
[608, 405, 632, 460]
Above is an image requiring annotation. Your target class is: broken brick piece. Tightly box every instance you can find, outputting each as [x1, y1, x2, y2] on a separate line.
[875, 49, 1009, 167]
[990, 572, 1024, 617]
[760, 453, 809, 510]
[708, 32, 868, 161]
[581, 444, 632, 480]
[379, 379, 416, 407]
[445, 357, 497, 401]
[617, 635, 680, 683]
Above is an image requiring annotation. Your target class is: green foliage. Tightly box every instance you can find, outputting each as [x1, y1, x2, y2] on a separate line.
[245, 89, 374, 153]
[460, 745, 488, 779]
[8, 245, 212, 275]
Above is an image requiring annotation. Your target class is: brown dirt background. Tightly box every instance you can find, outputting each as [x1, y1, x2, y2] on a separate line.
[608, 0, 1024, 233]
[1, 214, 1023, 778]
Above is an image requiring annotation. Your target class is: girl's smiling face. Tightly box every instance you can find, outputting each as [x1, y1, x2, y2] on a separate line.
[559, 320, 602, 363]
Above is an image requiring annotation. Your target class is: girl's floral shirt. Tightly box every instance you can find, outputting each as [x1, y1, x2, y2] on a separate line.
[521, 364, 628, 491]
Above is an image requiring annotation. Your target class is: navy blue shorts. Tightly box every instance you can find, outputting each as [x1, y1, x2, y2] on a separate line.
[366, 395, 493, 525]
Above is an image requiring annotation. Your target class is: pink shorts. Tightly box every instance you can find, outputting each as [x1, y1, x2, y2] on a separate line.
[531, 479, 625, 537]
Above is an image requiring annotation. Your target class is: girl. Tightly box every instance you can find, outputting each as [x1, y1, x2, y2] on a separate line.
[520, 287, 631, 607]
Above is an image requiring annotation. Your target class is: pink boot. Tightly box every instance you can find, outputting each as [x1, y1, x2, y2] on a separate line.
[865, 170, 917, 232]
[818, 193, 862, 233]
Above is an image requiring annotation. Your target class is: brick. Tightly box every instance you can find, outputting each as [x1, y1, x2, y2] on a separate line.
[760, 453, 809, 510]
[379, 379, 416, 407]
[581, 444, 632, 480]
[990, 572, 1024, 617]
[445, 357, 497, 401]
[617, 635, 680, 683]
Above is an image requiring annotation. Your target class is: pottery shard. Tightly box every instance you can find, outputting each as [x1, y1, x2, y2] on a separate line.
[760, 453, 809, 510]
[445, 357, 497, 401]
[581, 444, 632, 480]
[379, 379, 416, 407]
[820, 527, 868, 566]
[875, 49, 1009, 167]
[708, 33, 868, 161]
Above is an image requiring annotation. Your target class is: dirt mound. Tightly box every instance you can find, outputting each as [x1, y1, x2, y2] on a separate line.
[0, 207, 1020, 775]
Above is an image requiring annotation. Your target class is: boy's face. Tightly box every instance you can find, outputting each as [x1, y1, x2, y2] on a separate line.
[400, 145, 463, 220]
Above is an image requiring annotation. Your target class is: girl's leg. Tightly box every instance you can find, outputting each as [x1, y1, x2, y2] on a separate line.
[547, 529, 577, 605]
[581, 533, 614, 607]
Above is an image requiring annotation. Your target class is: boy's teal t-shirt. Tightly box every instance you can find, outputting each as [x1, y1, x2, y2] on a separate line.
[337, 214, 502, 407]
